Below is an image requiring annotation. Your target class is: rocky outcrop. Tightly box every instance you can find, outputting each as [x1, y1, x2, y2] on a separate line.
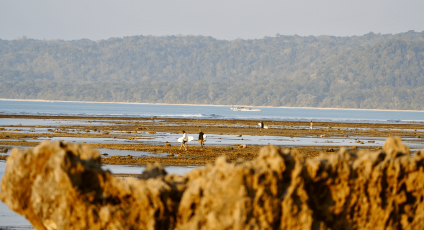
[1, 138, 424, 229]
[0, 141, 184, 230]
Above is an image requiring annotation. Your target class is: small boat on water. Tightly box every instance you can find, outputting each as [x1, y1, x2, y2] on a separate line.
[231, 106, 261, 111]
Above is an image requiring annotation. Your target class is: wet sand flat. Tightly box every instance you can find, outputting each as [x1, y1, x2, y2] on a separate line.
[1, 114, 424, 166]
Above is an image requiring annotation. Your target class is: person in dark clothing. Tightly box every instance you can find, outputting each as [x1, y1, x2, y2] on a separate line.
[198, 130, 205, 149]
[260, 121, 264, 129]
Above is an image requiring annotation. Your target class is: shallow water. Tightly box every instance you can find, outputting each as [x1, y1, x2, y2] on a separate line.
[97, 148, 169, 158]
[0, 161, 34, 229]
[0, 118, 115, 127]
[2, 100, 424, 124]
[34, 136, 129, 144]
[2, 131, 424, 150]
[102, 164, 200, 175]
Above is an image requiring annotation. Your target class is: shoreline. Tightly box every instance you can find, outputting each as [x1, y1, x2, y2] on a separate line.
[1, 98, 424, 113]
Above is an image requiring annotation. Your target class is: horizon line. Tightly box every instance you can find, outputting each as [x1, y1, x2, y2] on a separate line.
[3, 30, 423, 42]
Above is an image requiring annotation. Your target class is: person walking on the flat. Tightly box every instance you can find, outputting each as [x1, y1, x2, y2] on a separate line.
[198, 129, 205, 149]
[180, 130, 188, 151]
[309, 121, 313, 132]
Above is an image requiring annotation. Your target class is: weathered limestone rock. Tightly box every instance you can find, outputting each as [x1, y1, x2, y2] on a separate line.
[177, 146, 295, 229]
[0, 141, 183, 230]
[1, 137, 424, 229]
[383, 136, 410, 157]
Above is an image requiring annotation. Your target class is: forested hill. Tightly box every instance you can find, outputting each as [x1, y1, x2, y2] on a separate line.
[1, 31, 424, 110]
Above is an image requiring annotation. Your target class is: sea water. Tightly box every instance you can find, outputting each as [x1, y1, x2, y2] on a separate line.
[1, 99, 424, 124]
[0, 162, 34, 229]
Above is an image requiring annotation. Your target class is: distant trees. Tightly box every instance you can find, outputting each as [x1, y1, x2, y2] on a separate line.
[1, 31, 424, 109]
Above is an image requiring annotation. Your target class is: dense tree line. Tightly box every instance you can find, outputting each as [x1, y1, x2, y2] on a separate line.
[1, 31, 424, 110]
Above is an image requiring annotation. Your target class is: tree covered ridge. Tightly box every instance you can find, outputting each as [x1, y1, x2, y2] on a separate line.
[1, 31, 424, 110]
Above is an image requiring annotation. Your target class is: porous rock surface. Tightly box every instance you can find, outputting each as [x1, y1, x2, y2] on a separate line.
[1, 138, 424, 230]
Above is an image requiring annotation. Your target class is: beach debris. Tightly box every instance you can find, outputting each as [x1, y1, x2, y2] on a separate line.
[238, 144, 247, 148]
[2, 138, 424, 229]
[125, 155, 132, 159]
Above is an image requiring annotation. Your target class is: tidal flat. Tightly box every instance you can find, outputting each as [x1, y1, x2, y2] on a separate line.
[1, 114, 424, 167]
[1, 114, 424, 229]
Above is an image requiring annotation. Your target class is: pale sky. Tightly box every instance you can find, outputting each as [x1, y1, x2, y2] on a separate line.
[1, 0, 424, 41]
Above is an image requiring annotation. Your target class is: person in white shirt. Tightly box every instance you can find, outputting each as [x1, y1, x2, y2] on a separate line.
[180, 130, 188, 150]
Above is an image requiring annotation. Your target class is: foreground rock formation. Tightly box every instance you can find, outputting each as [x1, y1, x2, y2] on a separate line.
[1, 138, 424, 230]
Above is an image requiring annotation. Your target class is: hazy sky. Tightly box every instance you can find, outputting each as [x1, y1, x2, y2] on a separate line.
[1, 0, 424, 41]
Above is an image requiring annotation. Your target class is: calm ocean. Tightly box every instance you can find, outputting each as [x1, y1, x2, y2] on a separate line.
[1, 100, 424, 124]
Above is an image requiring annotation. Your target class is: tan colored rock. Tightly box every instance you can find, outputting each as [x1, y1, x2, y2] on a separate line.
[383, 136, 410, 157]
[0, 141, 182, 230]
[177, 146, 295, 229]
